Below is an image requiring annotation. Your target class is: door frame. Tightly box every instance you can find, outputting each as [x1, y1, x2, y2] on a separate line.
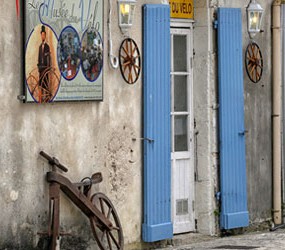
[170, 20, 195, 234]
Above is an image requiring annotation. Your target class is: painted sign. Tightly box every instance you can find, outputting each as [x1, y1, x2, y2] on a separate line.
[24, 0, 103, 103]
[169, 0, 194, 19]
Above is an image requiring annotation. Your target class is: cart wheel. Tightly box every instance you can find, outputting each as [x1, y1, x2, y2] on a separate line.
[245, 42, 263, 83]
[90, 193, 124, 250]
[119, 38, 141, 84]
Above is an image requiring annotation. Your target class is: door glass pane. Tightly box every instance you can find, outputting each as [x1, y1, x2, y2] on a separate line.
[174, 115, 188, 151]
[174, 35, 187, 72]
[174, 75, 187, 112]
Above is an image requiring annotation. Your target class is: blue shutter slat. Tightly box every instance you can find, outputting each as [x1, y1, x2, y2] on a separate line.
[142, 4, 173, 242]
[217, 8, 249, 230]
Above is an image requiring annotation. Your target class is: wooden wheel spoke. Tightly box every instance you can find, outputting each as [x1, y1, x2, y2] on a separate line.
[131, 65, 139, 78]
[247, 55, 255, 62]
[100, 198, 105, 216]
[255, 47, 260, 59]
[250, 64, 256, 75]
[101, 230, 106, 241]
[130, 65, 135, 82]
[107, 207, 113, 219]
[107, 232, 113, 250]
[123, 60, 131, 66]
[122, 46, 129, 57]
[123, 64, 128, 74]
[246, 50, 251, 59]
[130, 41, 133, 57]
[256, 70, 260, 80]
[112, 226, 120, 231]
[250, 44, 255, 55]
[133, 55, 140, 60]
[109, 231, 120, 249]
[132, 46, 138, 56]
[134, 68, 139, 78]
[247, 63, 254, 70]
[134, 64, 140, 70]
[128, 68, 133, 83]
[130, 71, 134, 84]
[257, 64, 263, 70]
[125, 41, 129, 55]
[120, 54, 128, 60]
[247, 62, 253, 69]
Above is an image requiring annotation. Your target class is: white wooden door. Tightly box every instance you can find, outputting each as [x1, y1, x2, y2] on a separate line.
[171, 25, 195, 234]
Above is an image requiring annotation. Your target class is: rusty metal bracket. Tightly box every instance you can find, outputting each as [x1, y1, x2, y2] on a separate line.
[132, 137, 154, 143]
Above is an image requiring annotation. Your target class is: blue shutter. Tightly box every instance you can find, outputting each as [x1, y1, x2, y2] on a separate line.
[142, 4, 173, 242]
[217, 8, 249, 230]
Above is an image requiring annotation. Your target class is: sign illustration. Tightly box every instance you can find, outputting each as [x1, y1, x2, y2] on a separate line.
[24, 0, 103, 103]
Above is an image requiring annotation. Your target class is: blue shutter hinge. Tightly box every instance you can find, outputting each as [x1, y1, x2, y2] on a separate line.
[215, 192, 221, 201]
[213, 20, 218, 29]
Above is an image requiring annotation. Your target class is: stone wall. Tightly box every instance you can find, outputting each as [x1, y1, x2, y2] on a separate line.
[0, 0, 149, 248]
[0, 0, 276, 248]
[193, 0, 273, 234]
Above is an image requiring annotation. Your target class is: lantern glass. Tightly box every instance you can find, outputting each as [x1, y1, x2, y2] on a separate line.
[118, 0, 136, 33]
[247, 0, 264, 38]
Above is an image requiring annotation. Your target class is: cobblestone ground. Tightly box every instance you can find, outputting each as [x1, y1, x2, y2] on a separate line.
[159, 228, 285, 250]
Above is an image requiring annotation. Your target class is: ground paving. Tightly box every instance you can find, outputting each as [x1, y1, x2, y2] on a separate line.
[159, 228, 285, 250]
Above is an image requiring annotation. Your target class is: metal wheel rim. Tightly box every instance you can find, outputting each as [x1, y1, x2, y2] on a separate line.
[90, 192, 124, 250]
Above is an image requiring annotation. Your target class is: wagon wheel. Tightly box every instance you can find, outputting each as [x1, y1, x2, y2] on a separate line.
[119, 38, 141, 84]
[245, 42, 263, 83]
[90, 193, 124, 250]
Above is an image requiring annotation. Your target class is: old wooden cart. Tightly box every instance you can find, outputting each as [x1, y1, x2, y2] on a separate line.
[39, 151, 124, 250]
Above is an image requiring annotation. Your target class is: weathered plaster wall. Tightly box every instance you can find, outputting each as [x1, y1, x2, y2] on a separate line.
[0, 0, 157, 248]
[0, 0, 274, 248]
[217, 0, 273, 226]
[193, 0, 218, 235]
[242, 0, 273, 224]
[193, 0, 273, 235]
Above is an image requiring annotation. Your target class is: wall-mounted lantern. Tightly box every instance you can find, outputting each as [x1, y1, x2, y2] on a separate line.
[118, 0, 137, 34]
[247, 0, 264, 38]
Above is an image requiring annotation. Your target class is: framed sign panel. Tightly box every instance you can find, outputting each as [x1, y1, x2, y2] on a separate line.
[24, 0, 103, 103]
